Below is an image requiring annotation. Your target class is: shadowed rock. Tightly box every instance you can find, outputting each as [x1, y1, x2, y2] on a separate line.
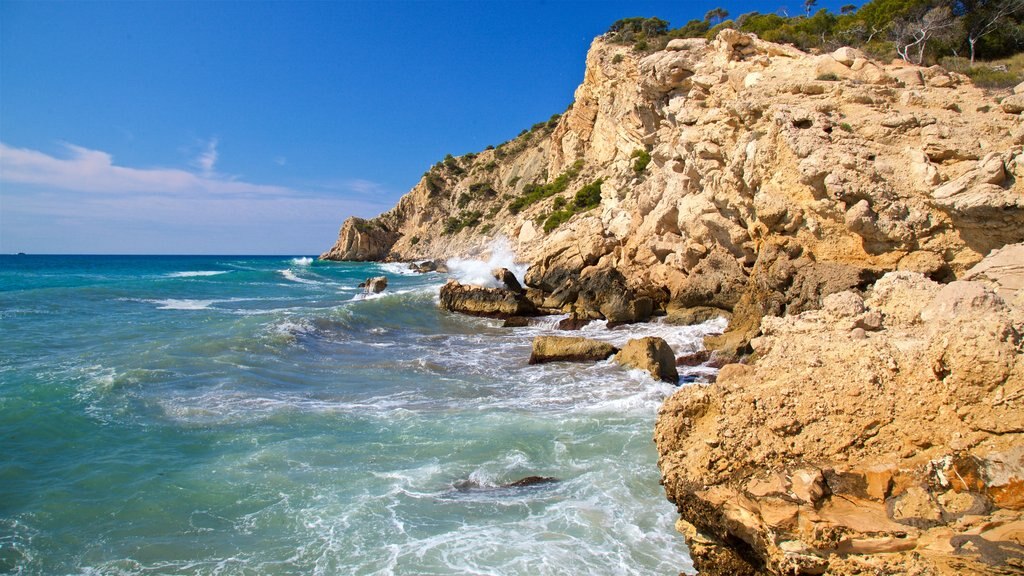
[439, 279, 537, 318]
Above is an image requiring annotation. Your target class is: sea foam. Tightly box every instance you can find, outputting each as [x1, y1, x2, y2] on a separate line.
[446, 237, 527, 288]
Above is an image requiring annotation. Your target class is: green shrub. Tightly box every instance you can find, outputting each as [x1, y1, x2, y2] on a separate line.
[967, 67, 1022, 88]
[543, 210, 574, 233]
[631, 149, 651, 173]
[839, 122, 853, 132]
[612, 53, 624, 64]
[507, 160, 584, 214]
[539, 179, 605, 234]
[410, 236, 420, 246]
[573, 179, 603, 210]
[553, 196, 567, 210]
[479, 223, 494, 235]
[457, 192, 471, 209]
[425, 173, 445, 196]
[816, 72, 840, 81]
[443, 210, 483, 235]
[469, 182, 496, 197]
[483, 161, 498, 171]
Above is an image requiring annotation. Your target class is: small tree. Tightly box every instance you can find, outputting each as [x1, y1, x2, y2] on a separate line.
[840, 4, 857, 15]
[891, 5, 958, 64]
[705, 7, 729, 24]
[804, 0, 818, 17]
[959, 0, 1024, 64]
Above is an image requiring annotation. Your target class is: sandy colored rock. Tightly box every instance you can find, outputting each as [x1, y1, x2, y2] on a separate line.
[614, 337, 678, 383]
[655, 265, 1024, 576]
[528, 335, 617, 364]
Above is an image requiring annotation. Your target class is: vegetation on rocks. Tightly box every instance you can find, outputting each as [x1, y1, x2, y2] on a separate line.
[508, 159, 584, 215]
[607, 0, 1024, 73]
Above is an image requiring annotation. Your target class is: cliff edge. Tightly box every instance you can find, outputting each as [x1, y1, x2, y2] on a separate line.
[322, 30, 1024, 574]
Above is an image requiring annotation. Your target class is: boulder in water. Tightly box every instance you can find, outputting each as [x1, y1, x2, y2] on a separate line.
[493, 267, 524, 294]
[439, 279, 536, 318]
[528, 335, 618, 364]
[615, 337, 679, 383]
[362, 276, 388, 294]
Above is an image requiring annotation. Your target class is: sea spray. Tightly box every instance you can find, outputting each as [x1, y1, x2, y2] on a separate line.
[446, 237, 528, 288]
[0, 254, 707, 575]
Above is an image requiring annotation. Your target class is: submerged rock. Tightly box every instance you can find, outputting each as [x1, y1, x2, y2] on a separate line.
[614, 337, 678, 383]
[439, 279, 536, 318]
[528, 335, 617, 364]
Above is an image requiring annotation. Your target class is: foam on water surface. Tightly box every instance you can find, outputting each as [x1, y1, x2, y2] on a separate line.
[1, 254, 710, 576]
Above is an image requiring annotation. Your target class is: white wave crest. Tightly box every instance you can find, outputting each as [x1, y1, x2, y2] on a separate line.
[167, 270, 229, 278]
[152, 299, 214, 310]
[280, 269, 320, 285]
[447, 237, 527, 288]
[290, 257, 314, 266]
[379, 262, 421, 276]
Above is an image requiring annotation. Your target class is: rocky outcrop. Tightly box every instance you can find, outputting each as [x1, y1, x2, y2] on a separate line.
[614, 337, 679, 383]
[321, 29, 1022, 350]
[655, 257, 1024, 575]
[320, 217, 399, 261]
[321, 28, 1024, 575]
[360, 276, 388, 294]
[439, 279, 536, 318]
[528, 335, 618, 364]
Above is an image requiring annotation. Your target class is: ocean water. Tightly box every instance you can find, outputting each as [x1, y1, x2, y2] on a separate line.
[0, 254, 724, 576]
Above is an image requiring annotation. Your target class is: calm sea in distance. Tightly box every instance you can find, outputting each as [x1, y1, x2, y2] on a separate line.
[0, 253, 725, 575]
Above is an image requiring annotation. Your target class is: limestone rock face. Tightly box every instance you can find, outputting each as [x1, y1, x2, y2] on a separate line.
[438, 280, 536, 318]
[614, 337, 679, 383]
[655, 265, 1024, 575]
[320, 217, 398, 261]
[528, 335, 618, 364]
[321, 30, 1024, 575]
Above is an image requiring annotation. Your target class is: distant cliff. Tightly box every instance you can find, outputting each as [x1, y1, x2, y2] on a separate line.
[322, 29, 1024, 574]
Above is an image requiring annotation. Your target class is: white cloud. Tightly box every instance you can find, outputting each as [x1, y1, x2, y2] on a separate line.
[194, 137, 218, 176]
[0, 141, 291, 197]
[0, 141, 394, 253]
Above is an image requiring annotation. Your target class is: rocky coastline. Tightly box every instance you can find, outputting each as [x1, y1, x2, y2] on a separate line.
[322, 29, 1023, 576]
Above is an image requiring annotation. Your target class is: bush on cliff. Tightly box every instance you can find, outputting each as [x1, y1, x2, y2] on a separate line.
[508, 160, 584, 215]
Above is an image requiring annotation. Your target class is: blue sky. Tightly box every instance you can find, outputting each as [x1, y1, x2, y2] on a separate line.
[1, 0, 855, 255]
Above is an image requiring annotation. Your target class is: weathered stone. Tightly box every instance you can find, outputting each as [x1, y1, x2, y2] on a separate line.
[439, 280, 537, 318]
[1001, 94, 1024, 114]
[831, 46, 863, 66]
[615, 337, 678, 383]
[493, 267, 524, 294]
[528, 335, 617, 364]
[362, 276, 388, 294]
[320, 217, 398, 261]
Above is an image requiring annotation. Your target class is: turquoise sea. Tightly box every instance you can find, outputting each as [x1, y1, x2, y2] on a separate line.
[0, 254, 723, 575]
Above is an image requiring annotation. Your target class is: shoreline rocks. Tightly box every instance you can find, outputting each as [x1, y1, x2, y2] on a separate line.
[614, 337, 679, 383]
[655, 261, 1024, 576]
[439, 279, 537, 318]
[528, 335, 618, 364]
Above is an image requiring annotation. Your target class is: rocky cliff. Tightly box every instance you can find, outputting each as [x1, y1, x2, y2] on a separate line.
[322, 30, 1024, 575]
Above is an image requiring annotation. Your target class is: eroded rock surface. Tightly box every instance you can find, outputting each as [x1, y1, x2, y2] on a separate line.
[439, 279, 536, 318]
[528, 335, 618, 364]
[655, 262, 1024, 575]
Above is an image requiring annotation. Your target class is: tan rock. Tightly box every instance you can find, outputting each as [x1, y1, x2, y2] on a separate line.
[831, 46, 862, 67]
[527, 335, 617, 364]
[614, 337, 678, 383]
[891, 67, 924, 86]
[960, 242, 1024, 305]
[1002, 94, 1024, 114]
